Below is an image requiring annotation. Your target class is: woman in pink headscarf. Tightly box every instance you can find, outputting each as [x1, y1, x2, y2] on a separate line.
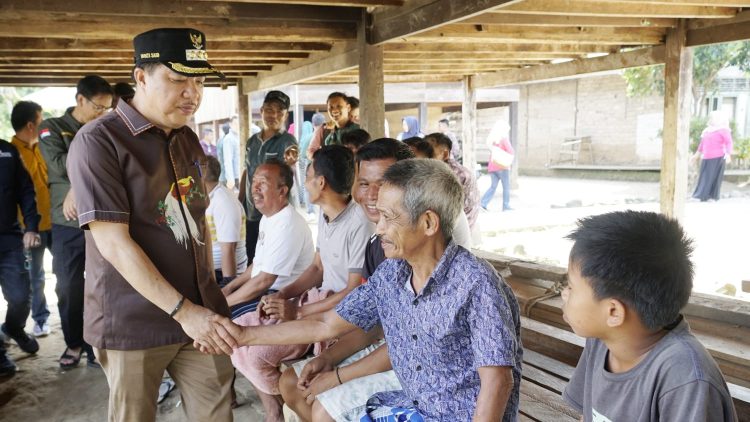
[691, 111, 733, 202]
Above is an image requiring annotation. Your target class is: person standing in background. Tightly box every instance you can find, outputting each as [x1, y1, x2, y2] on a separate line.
[481, 121, 515, 212]
[39, 75, 113, 369]
[10, 101, 52, 337]
[691, 111, 733, 202]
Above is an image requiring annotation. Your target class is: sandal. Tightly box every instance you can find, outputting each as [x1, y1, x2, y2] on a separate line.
[59, 347, 82, 369]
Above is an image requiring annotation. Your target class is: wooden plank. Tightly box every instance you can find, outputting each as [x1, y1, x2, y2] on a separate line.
[0, 17, 355, 42]
[464, 13, 677, 27]
[384, 42, 617, 54]
[500, 0, 737, 18]
[368, 0, 519, 45]
[687, 21, 750, 47]
[192, 0, 404, 6]
[521, 316, 585, 367]
[462, 75, 477, 170]
[411, 25, 665, 45]
[522, 363, 569, 395]
[0, 38, 332, 52]
[242, 48, 358, 93]
[474, 46, 666, 88]
[237, 79, 250, 167]
[358, 10, 386, 139]
[0, 0, 362, 22]
[519, 381, 580, 421]
[659, 19, 691, 221]
[509, 261, 568, 283]
[744, 280, 750, 294]
[523, 349, 575, 380]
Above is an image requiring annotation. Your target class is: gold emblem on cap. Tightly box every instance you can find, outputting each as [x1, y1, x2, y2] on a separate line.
[190, 32, 203, 50]
[168, 62, 214, 74]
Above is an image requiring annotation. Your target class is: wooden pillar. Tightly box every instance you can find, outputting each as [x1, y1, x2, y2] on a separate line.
[509, 101, 519, 188]
[237, 79, 250, 166]
[358, 10, 385, 139]
[660, 19, 693, 220]
[293, 85, 303, 140]
[462, 75, 477, 171]
[418, 102, 428, 133]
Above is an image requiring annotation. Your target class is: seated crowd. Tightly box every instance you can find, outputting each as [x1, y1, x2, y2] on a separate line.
[0, 27, 738, 422]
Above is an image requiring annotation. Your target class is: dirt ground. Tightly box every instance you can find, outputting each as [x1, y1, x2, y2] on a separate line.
[1, 175, 748, 421]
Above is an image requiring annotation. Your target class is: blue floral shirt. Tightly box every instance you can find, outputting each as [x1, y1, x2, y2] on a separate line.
[336, 242, 522, 421]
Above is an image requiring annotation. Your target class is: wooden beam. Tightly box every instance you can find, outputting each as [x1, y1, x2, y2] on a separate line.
[0, 0, 361, 22]
[462, 75, 477, 170]
[237, 79, 250, 166]
[687, 13, 750, 46]
[500, 0, 737, 18]
[242, 48, 358, 93]
[0, 77, 236, 87]
[358, 10, 385, 139]
[595, 0, 750, 6]
[465, 13, 677, 27]
[0, 51, 307, 60]
[660, 19, 692, 221]
[411, 25, 665, 45]
[0, 63, 281, 70]
[0, 38, 333, 53]
[192, 0, 404, 6]
[0, 16, 355, 42]
[385, 42, 618, 54]
[474, 46, 666, 88]
[368, 0, 520, 45]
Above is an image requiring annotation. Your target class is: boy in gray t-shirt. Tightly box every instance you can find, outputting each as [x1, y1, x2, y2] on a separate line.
[560, 211, 737, 422]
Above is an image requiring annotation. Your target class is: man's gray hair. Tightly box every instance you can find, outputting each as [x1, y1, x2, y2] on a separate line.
[381, 159, 463, 241]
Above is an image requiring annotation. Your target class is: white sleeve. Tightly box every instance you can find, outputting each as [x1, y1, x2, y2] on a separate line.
[213, 194, 242, 243]
[452, 210, 473, 249]
[223, 136, 236, 181]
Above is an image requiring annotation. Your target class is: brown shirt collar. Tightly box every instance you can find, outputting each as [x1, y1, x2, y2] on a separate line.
[115, 98, 156, 136]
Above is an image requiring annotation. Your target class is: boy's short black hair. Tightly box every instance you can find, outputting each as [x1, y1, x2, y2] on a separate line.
[567, 211, 694, 330]
[346, 96, 359, 109]
[113, 82, 135, 99]
[327, 91, 348, 103]
[355, 137, 414, 167]
[77, 75, 114, 99]
[312, 145, 354, 195]
[403, 136, 434, 158]
[11, 101, 42, 132]
[204, 155, 221, 183]
[341, 128, 371, 149]
[424, 132, 452, 152]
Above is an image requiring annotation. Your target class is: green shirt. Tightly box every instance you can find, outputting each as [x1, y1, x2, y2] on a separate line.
[244, 131, 297, 221]
[324, 121, 360, 146]
[38, 107, 83, 228]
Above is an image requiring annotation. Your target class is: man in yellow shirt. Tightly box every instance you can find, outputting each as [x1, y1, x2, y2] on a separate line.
[11, 101, 51, 337]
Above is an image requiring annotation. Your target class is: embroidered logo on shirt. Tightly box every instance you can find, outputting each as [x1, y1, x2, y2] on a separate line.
[155, 176, 205, 248]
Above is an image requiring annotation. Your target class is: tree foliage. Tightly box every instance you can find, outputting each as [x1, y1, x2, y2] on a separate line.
[622, 41, 750, 114]
[0, 87, 40, 140]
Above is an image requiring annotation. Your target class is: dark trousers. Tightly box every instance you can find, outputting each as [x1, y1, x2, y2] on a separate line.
[51, 224, 87, 350]
[245, 219, 261, 266]
[30, 230, 52, 325]
[0, 247, 31, 336]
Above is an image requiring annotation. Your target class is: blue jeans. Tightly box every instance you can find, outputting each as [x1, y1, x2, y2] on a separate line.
[481, 170, 510, 210]
[29, 230, 52, 325]
[0, 247, 31, 336]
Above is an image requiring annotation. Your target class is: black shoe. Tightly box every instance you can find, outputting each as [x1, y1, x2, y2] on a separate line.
[0, 352, 17, 377]
[1, 324, 39, 354]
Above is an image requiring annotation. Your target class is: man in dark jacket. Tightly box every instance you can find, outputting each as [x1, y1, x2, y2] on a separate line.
[0, 140, 41, 377]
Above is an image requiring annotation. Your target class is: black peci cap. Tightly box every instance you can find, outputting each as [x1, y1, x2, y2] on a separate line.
[133, 28, 224, 79]
[263, 90, 291, 110]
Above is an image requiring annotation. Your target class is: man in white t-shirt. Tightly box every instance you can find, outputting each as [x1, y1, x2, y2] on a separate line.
[205, 156, 248, 283]
[221, 159, 314, 319]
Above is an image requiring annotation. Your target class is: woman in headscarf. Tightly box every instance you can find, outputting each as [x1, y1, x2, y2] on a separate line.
[396, 116, 424, 141]
[691, 111, 733, 202]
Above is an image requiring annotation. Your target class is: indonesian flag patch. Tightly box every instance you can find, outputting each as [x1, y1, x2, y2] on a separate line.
[40, 128, 51, 139]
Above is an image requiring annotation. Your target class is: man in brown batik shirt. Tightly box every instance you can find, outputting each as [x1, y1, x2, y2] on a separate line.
[67, 28, 236, 421]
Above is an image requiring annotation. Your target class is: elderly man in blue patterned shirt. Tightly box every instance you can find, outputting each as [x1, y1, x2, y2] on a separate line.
[210, 159, 522, 421]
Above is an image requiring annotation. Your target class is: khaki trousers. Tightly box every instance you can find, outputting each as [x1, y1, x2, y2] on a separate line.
[95, 342, 233, 422]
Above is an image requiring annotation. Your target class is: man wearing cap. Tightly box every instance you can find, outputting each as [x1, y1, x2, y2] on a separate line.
[243, 90, 298, 265]
[67, 28, 235, 421]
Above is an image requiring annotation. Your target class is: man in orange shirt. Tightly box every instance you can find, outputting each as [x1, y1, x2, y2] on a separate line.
[10, 101, 51, 337]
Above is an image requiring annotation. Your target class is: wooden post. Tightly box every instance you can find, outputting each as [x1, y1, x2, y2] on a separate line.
[358, 10, 385, 139]
[293, 85, 303, 140]
[509, 101, 519, 189]
[418, 102, 428, 133]
[462, 75, 477, 171]
[237, 79, 250, 167]
[660, 19, 693, 220]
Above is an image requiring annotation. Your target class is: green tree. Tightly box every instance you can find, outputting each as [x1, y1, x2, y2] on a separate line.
[622, 41, 750, 115]
[0, 87, 40, 140]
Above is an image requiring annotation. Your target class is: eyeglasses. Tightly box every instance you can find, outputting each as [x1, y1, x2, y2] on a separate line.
[86, 97, 112, 113]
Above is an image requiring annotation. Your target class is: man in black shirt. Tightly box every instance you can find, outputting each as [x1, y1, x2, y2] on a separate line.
[0, 140, 41, 376]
